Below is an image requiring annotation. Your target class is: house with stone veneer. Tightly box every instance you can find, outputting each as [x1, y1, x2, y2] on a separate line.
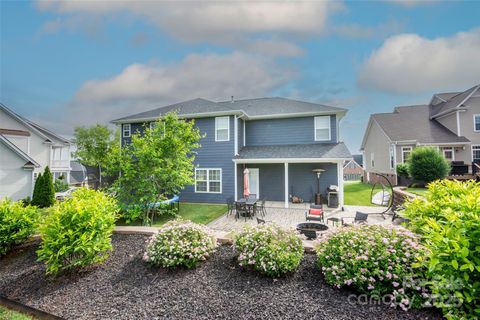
[112, 97, 352, 208]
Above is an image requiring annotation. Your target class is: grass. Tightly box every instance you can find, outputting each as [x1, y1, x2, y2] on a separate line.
[0, 306, 34, 320]
[406, 187, 429, 197]
[344, 181, 377, 206]
[118, 202, 228, 227]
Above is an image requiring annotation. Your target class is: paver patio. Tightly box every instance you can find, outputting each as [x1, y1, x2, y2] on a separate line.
[207, 201, 393, 233]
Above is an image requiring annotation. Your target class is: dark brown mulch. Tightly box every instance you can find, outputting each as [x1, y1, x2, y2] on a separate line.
[0, 234, 443, 320]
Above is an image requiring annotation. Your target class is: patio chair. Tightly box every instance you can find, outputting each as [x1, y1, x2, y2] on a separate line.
[305, 204, 325, 223]
[341, 211, 368, 226]
[247, 194, 257, 201]
[226, 197, 235, 217]
[257, 198, 267, 217]
[235, 202, 250, 222]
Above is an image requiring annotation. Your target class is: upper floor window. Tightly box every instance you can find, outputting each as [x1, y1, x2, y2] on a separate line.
[195, 168, 222, 193]
[314, 116, 331, 141]
[401, 147, 412, 163]
[215, 116, 230, 141]
[474, 114, 480, 132]
[123, 124, 131, 138]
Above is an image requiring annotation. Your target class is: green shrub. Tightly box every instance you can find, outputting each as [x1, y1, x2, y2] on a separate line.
[54, 178, 69, 193]
[316, 225, 428, 311]
[0, 199, 39, 256]
[144, 220, 217, 268]
[234, 224, 304, 277]
[402, 180, 480, 319]
[31, 172, 43, 207]
[37, 188, 118, 275]
[31, 167, 55, 208]
[407, 147, 450, 184]
[396, 163, 409, 177]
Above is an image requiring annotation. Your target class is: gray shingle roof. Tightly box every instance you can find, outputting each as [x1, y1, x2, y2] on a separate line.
[234, 143, 351, 160]
[112, 97, 346, 123]
[430, 84, 480, 118]
[372, 105, 470, 144]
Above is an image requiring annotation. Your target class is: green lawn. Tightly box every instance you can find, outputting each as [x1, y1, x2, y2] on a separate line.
[344, 181, 377, 206]
[118, 202, 228, 227]
[406, 187, 429, 197]
[0, 306, 34, 320]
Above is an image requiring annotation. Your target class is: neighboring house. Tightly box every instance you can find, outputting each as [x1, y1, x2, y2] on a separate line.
[0, 104, 71, 200]
[361, 84, 480, 185]
[112, 97, 352, 208]
[343, 154, 363, 181]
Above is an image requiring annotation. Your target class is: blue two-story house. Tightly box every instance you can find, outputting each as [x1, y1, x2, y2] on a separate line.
[112, 97, 352, 208]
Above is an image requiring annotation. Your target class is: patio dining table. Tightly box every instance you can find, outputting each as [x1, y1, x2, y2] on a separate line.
[237, 198, 258, 216]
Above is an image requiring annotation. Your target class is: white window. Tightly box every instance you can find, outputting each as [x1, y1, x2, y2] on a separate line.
[123, 124, 131, 138]
[370, 153, 375, 168]
[195, 168, 222, 193]
[389, 146, 395, 169]
[314, 116, 331, 141]
[473, 145, 480, 161]
[215, 117, 230, 141]
[442, 147, 454, 161]
[401, 147, 412, 163]
[474, 114, 480, 132]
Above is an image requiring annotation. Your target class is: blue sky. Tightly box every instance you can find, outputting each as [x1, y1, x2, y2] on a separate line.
[1, 1, 479, 153]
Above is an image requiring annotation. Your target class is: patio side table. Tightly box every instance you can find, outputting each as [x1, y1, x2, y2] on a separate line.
[326, 217, 341, 227]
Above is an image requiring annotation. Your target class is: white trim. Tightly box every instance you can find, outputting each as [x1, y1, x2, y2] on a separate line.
[284, 163, 289, 208]
[234, 115, 238, 155]
[194, 168, 222, 194]
[215, 116, 230, 142]
[234, 163, 238, 201]
[430, 85, 480, 119]
[243, 119, 246, 147]
[314, 115, 331, 141]
[473, 114, 480, 132]
[442, 147, 455, 161]
[122, 124, 131, 138]
[457, 111, 461, 136]
[233, 157, 352, 164]
[401, 146, 412, 163]
[337, 161, 344, 208]
[416, 142, 469, 146]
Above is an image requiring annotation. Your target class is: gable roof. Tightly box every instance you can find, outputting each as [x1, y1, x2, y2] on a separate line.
[0, 134, 40, 168]
[0, 103, 70, 145]
[429, 84, 480, 119]
[111, 97, 347, 123]
[364, 105, 469, 148]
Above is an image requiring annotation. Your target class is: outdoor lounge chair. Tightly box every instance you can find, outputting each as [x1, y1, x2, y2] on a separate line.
[226, 197, 235, 217]
[235, 202, 250, 222]
[341, 211, 368, 226]
[305, 204, 325, 223]
[257, 198, 266, 217]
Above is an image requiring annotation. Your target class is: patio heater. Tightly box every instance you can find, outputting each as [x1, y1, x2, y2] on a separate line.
[312, 169, 325, 205]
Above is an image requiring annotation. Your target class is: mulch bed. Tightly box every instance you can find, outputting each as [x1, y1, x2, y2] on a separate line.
[0, 234, 443, 320]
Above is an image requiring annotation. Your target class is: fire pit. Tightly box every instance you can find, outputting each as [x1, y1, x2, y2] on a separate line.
[296, 222, 329, 240]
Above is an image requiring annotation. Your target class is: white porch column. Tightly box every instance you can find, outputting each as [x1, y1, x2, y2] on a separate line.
[234, 162, 238, 201]
[234, 115, 238, 155]
[284, 162, 289, 208]
[337, 161, 344, 209]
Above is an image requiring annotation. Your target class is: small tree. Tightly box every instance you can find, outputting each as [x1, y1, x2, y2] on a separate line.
[114, 112, 202, 225]
[31, 172, 43, 207]
[41, 166, 55, 207]
[73, 124, 118, 187]
[407, 147, 450, 184]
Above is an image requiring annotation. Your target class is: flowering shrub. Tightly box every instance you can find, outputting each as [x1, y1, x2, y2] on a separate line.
[234, 224, 304, 277]
[37, 188, 118, 275]
[403, 180, 480, 320]
[316, 225, 428, 310]
[144, 220, 217, 268]
[0, 199, 39, 256]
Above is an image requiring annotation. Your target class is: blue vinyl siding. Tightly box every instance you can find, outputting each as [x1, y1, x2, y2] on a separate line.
[121, 123, 147, 146]
[181, 116, 235, 203]
[245, 115, 337, 146]
[238, 164, 285, 201]
[238, 118, 244, 148]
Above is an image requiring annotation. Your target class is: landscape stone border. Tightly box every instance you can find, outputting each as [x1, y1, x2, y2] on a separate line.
[0, 295, 64, 320]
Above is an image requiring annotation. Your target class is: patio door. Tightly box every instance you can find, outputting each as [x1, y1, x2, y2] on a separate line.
[248, 168, 260, 197]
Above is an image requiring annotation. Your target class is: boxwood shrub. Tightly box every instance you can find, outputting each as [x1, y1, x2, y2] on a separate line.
[144, 220, 217, 268]
[402, 180, 480, 319]
[37, 188, 118, 275]
[0, 199, 39, 256]
[234, 224, 304, 277]
[316, 225, 428, 311]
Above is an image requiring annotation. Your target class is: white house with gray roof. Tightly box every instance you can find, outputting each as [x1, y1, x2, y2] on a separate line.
[112, 97, 352, 208]
[361, 84, 480, 184]
[0, 104, 72, 200]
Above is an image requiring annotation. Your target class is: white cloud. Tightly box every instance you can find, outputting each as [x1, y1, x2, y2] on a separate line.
[385, 0, 436, 7]
[246, 39, 304, 57]
[59, 52, 294, 127]
[332, 19, 405, 39]
[36, 1, 339, 42]
[358, 29, 480, 94]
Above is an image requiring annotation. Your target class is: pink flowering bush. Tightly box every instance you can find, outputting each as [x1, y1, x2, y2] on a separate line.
[315, 225, 428, 310]
[234, 224, 304, 277]
[144, 220, 217, 268]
